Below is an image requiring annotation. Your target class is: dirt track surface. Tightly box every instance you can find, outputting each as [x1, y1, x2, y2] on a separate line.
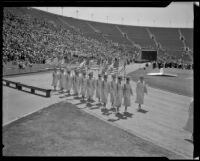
[3, 101, 183, 158]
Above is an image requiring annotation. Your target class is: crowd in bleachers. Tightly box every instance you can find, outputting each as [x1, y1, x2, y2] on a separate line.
[152, 61, 193, 70]
[3, 9, 135, 68]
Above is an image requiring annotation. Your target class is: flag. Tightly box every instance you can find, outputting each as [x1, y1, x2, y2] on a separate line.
[75, 60, 87, 73]
[46, 58, 52, 64]
[108, 66, 119, 75]
[89, 59, 99, 71]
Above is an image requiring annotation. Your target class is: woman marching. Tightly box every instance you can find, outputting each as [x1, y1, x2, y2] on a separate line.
[86, 72, 95, 102]
[183, 99, 194, 142]
[135, 76, 148, 111]
[57, 68, 62, 91]
[66, 70, 72, 95]
[101, 74, 110, 110]
[72, 70, 79, 96]
[123, 76, 133, 113]
[109, 74, 117, 110]
[114, 76, 123, 114]
[51, 68, 58, 91]
[96, 74, 102, 104]
[80, 71, 87, 101]
[60, 68, 66, 93]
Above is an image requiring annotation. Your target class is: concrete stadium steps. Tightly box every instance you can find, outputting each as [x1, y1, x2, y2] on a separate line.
[88, 22, 131, 45]
[149, 27, 184, 50]
[61, 17, 95, 34]
[130, 38, 155, 48]
[84, 32, 107, 42]
[104, 35, 132, 45]
[166, 50, 183, 58]
[118, 25, 151, 39]
[180, 29, 193, 50]
[118, 25, 155, 48]
[158, 40, 184, 51]
[89, 21, 122, 36]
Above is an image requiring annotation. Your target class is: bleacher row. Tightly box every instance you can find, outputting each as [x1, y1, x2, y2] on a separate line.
[4, 7, 193, 62]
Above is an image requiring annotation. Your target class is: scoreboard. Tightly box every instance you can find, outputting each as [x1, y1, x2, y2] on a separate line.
[141, 50, 157, 61]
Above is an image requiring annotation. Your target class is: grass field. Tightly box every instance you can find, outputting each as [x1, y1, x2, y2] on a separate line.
[3, 101, 183, 158]
[128, 66, 193, 97]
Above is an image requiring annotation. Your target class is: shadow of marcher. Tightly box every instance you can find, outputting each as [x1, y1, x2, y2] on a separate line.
[87, 99, 95, 103]
[115, 112, 127, 120]
[108, 107, 116, 112]
[123, 112, 133, 118]
[96, 103, 102, 107]
[75, 100, 87, 106]
[86, 102, 94, 108]
[137, 109, 148, 114]
[107, 118, 120, 122]
[90, 106, 101, 110]
[59, 95, 68, 98]
[74, 96, 82, 100]
[101, 108, 112, 116]
[80, 99, 87, 103]
[53, 92, 63, 95]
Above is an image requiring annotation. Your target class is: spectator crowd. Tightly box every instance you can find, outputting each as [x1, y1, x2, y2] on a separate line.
[3, 8, 136, 68]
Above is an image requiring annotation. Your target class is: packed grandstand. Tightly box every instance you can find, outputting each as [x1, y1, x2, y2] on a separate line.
[3, 7, 193, 70]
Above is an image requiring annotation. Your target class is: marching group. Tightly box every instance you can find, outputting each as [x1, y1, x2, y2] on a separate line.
[51, 68, 148, 115]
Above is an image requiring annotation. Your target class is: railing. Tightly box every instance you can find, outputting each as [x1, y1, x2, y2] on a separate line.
[3, 79, 51, 98]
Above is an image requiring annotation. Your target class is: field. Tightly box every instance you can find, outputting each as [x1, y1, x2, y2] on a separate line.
[128, 65, 193, 97]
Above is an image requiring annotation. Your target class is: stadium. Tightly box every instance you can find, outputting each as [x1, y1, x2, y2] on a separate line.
[2, 4, 194, 159]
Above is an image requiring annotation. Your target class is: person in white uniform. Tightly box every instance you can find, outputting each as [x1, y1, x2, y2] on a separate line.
[51, 68, 58, 91]
[72, 70, 79, 96]
[115, 76, 123, 114]
[183, 99, 194, 142]
[60, 68, 66, 93]
[66, 70, 72, 95]
[135, 76, 148, 111]
[80, 72, 87, 100]
[86, 72, 96, 102]
[101, 74, 110, 109]
[109, 74, 117, 110]
[123, 76, 133, 113]
[96, 74, 102, 103]
[57, 68, 62, 91]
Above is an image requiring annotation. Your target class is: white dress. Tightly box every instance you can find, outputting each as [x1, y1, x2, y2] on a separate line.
[51, 71, 58, 87]
[96, 79, 102, 99]
[135, 81, 147, 105]
[114, 83, 123, 107]
[60, 72, 66, 89]
[80, 77, 87, 97]
[66, 74, 72, 92]
[101, 81, 110, 104]
[109, 81, 117, 104]
[123, 83, 133, 107]
[183, 100, 193, 133]
[86, 78, 95, 99]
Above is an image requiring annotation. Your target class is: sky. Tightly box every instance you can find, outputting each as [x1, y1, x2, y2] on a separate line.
[33, 2, 194, 28]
